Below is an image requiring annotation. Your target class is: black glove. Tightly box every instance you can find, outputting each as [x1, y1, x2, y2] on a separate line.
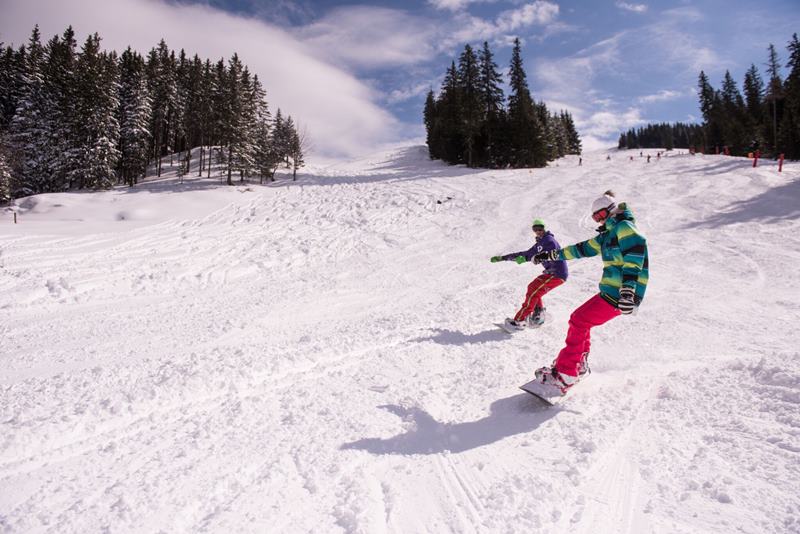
[532, 249, 559, 265]
[618, 286, 635, 314]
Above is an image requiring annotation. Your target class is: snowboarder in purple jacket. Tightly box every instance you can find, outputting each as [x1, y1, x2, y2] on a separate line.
[491, 218, 568, 331]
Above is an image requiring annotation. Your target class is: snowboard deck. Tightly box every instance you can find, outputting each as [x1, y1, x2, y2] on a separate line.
[519, 378, 566, 406]
[495, 312, 552, 334]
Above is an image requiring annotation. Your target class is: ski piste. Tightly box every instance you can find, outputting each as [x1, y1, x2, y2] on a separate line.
[3, 144, 798, 533]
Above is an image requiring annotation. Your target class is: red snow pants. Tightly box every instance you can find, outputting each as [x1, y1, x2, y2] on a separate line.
[513, 274, 564, 322]
[554, 293, 621, 377]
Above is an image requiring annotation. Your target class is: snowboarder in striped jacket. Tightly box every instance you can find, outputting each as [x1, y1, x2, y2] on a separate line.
[531, 192, 649, 395]
[490, 218, 568, 331]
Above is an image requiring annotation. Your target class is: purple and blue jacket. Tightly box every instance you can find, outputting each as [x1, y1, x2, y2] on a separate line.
[501, 231, 568, 280]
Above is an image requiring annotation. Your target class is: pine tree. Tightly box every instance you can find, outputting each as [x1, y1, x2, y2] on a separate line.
[218, 53, 250, 185]
[437, 61, 464, 163]
[287, 117, 306, 181]
[423, 89, 438, 160]
[210, 58, 229, 178]
[779, 33, 800, 159]
[271, 108, 287, 173]
[507, 38, 546, 168]
[697, 70, 724, 152]
[146, 40, 177, 176]
[9, 26, 48, 195]
[535, 102, 555, 160]
[457, 44, 481, 167]
[43, 27, 78, 191]
[563, 111, 582, 154]
[743, 64, 765, 150]
[172, 49, 190, 158]
[283, 115, 295, 169]
[720, 70, 748, 154]
[184, 54, 204, 151]
[0, 44, 26, 130]
[119, 47, 152, 186]
[197, 59, 214, 176]
[0, 133, 11, 204]
[477, 41, 505, 167]
[253, 97, 279, 183]
[764, 44, 784, 156]
[67, 34, 120, 189]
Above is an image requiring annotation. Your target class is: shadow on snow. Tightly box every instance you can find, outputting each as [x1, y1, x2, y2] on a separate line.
[120, 146, 487, 194]
[410, 327, 510, 345]
[340, 394, 557, 456]
[684, 177, 800, 229]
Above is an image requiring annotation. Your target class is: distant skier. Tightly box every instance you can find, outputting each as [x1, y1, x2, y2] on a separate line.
[529, 192, 648, 395]
[490, 218, 568, 331]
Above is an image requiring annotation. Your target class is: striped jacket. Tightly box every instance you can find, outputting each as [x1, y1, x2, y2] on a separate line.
[556, 203, 649, 308]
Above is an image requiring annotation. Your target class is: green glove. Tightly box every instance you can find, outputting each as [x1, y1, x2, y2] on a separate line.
[514, 255, 527, 264]
[490, 256, 503, 263]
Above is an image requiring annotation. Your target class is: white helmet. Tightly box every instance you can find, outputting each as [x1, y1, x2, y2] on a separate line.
[591, 194, 616, 215]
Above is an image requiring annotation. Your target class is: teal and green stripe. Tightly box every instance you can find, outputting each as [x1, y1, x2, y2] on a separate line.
[557, 207, 649, 305]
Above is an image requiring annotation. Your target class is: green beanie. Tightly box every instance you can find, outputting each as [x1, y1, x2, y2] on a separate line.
[532, 218, 546, 229]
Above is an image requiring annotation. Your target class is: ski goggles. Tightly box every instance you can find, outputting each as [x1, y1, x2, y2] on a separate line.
[532, 225, 545, 231]
[592, 208, 610, 222]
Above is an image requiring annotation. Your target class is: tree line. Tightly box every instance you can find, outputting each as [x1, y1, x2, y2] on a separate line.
[617, 34, 800, 160]
[0, 25, 307, 204]
[424, 38, 581, 169]
[696, 34, 800, 159]
[618, 123, 704, 150]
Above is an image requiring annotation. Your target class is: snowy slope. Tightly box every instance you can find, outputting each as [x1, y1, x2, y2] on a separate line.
[1, 147, 799, 533]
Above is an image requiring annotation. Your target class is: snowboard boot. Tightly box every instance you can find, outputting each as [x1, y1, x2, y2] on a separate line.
[503, 318, 526, 331]
[526, 307, 546, 327]
[578, 352, 591, 377]
[534, 366, 580, 395]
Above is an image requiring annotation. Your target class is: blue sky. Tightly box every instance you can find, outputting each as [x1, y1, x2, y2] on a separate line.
[2, 0, 800, 158]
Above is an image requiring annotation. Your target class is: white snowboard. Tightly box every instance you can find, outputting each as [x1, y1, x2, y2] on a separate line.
[520, 378, 567, 405]
[495, 312, 552, 334]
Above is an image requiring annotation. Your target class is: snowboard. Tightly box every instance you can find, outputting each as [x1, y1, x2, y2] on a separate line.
[495, 312, 551, 334]
[519, 378, 567, 406]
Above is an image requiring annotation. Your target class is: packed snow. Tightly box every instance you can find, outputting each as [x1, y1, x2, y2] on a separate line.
[1, 147, 799, 533]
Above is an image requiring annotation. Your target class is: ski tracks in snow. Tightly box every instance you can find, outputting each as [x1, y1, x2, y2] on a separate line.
[2, 149, 800, 533]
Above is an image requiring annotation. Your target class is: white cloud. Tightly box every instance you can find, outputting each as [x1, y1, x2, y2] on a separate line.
[496, 1, 560, 32]
[637, 89, 683, 103]
[0, 0, 401, 160]
[532, 9, 726, 147]
[298, 7, 438, 69]
[582, 108, 645, 140]
[442, 1, 560, 49]
[534, 33, 624, 105]
[427, 0, 497, 12]
[533, 33, 650, 148]
[386, 83, 433, 104]
[615, 1, 648, 13]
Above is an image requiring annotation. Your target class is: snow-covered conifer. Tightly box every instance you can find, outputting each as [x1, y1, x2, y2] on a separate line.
[9, 26, 49, 195]
[477, 41, 505, 167]
[507, 38, 546, 168]
[0, 134, 12, 204]
[119, 47, 152, 186]
[457, 44, 481, 167]
[66, 34, 120, 189]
